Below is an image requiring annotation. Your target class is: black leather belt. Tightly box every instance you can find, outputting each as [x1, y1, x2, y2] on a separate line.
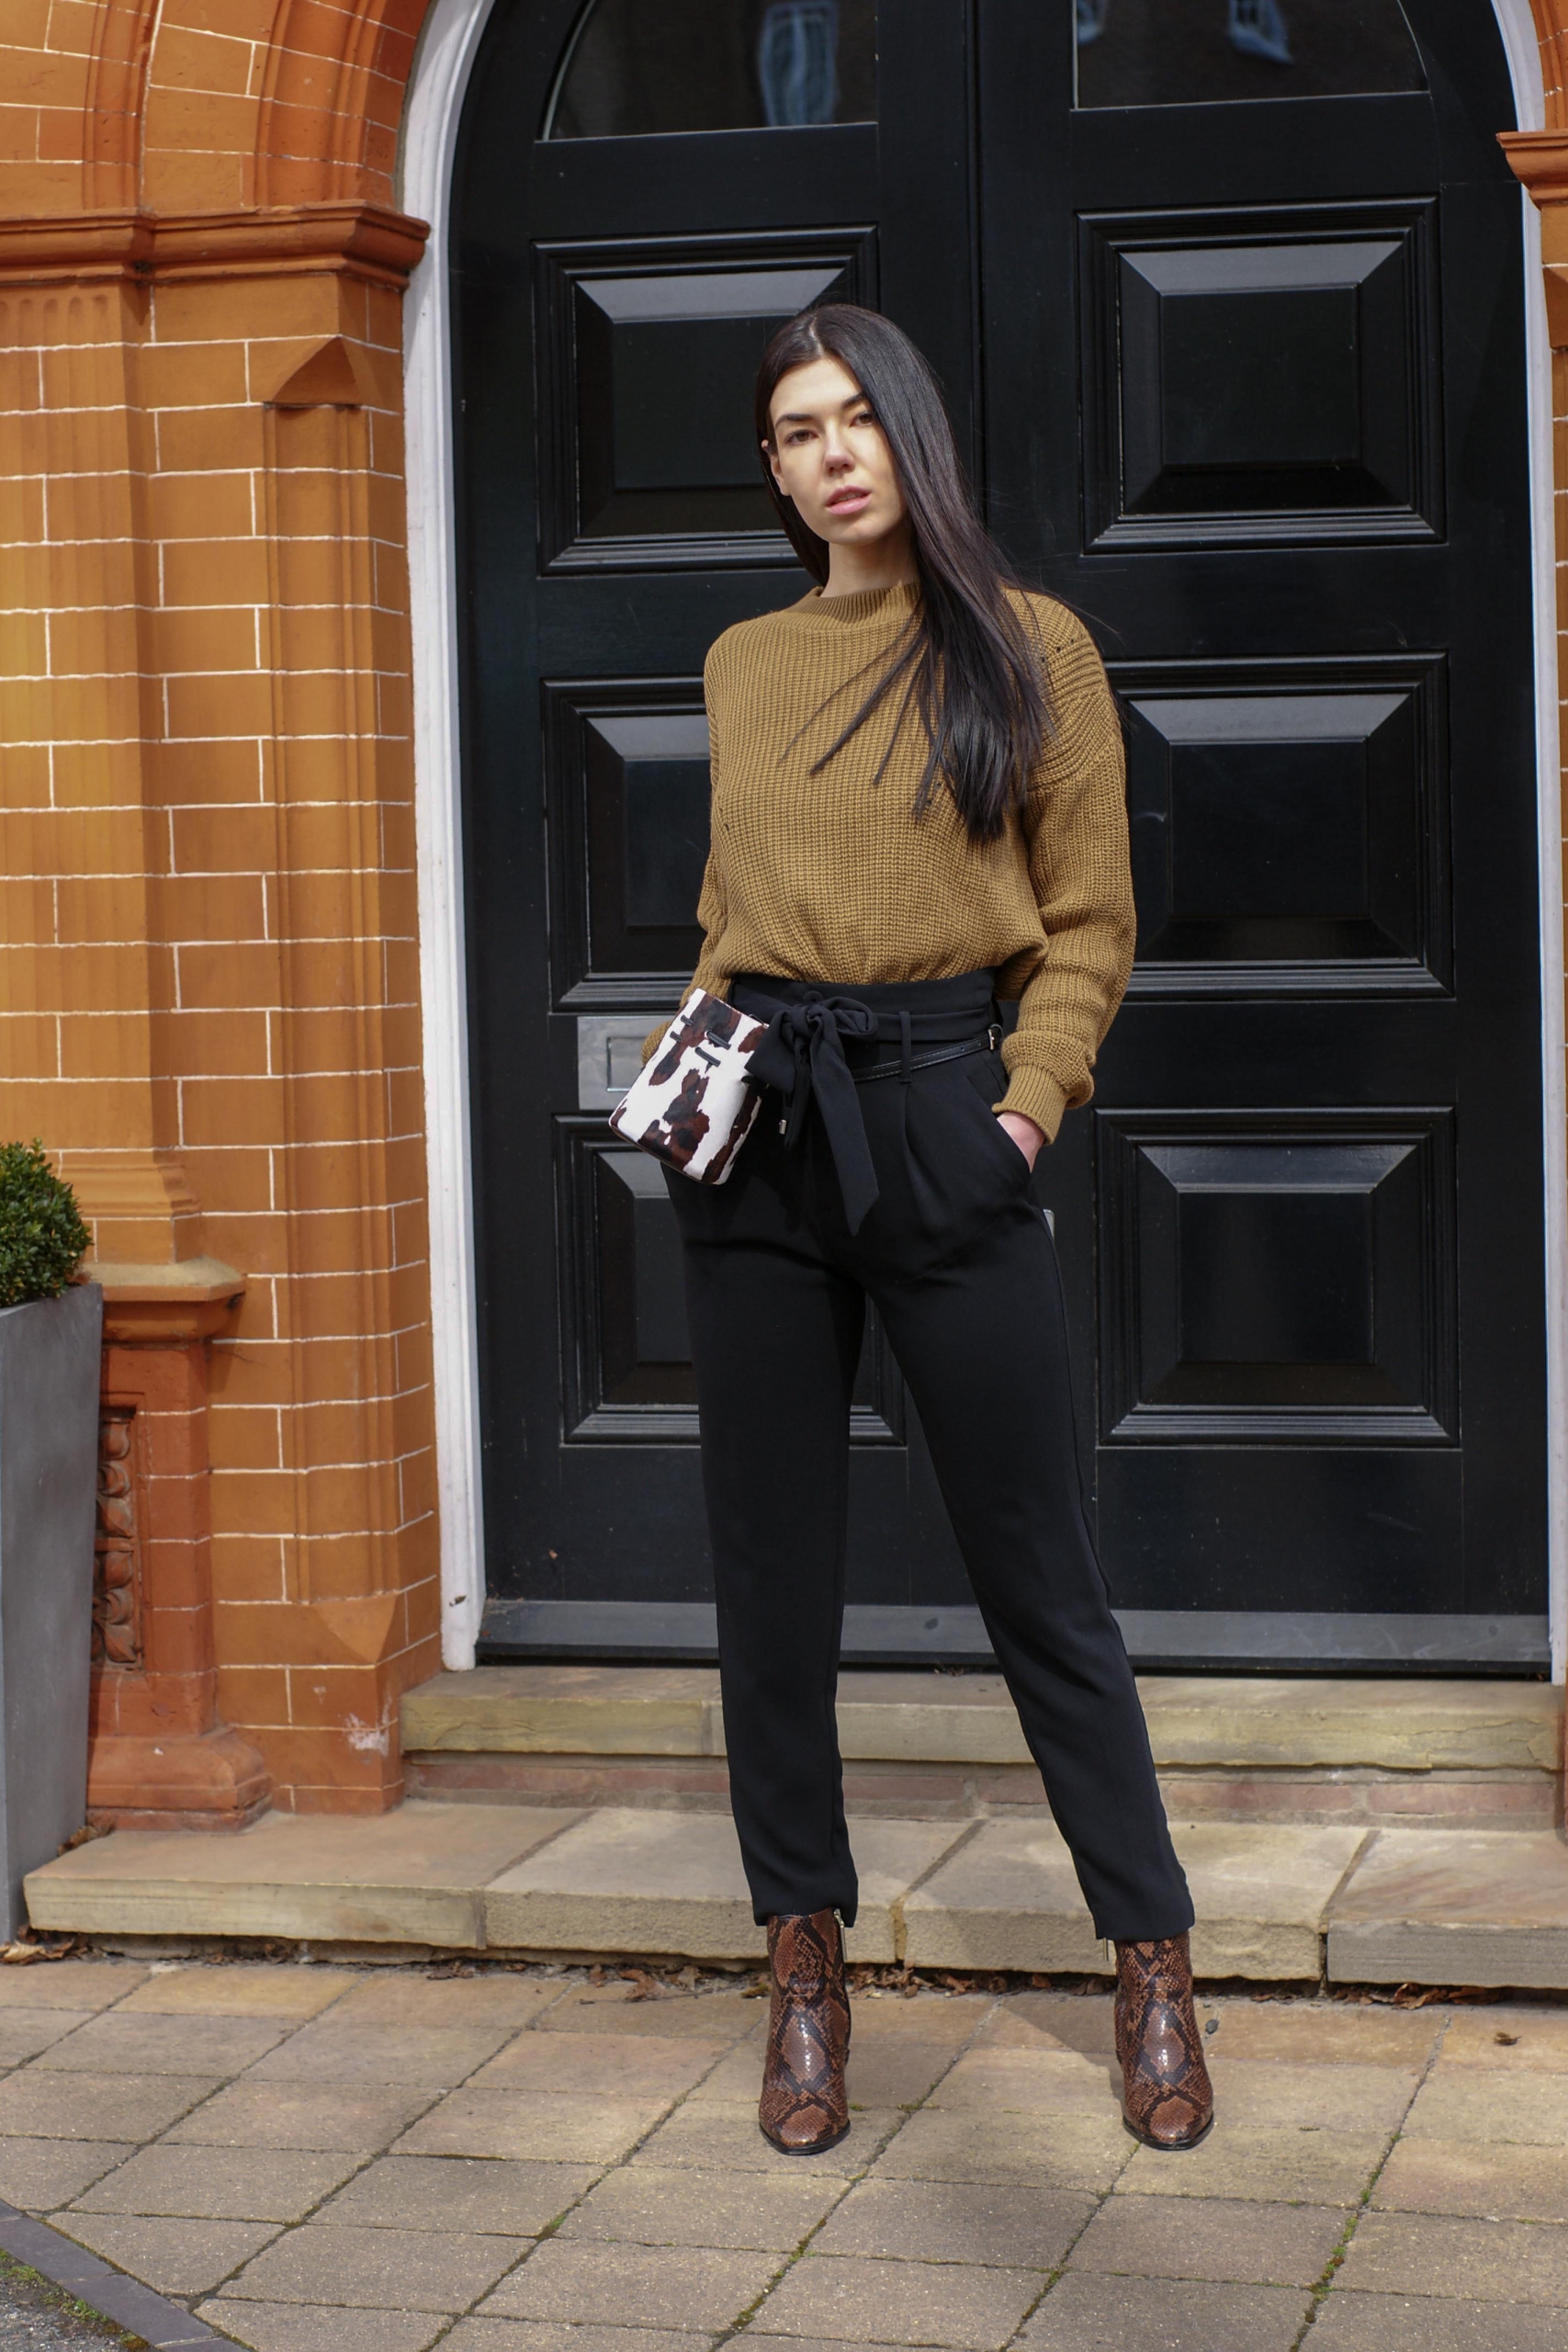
[738, 983, 1000, 1235]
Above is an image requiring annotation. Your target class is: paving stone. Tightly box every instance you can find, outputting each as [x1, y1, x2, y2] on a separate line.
[692, 2040, 951, 2112]
[869, 2108, 1133, 2194]
[164, 2077, 436, 2151]
[69, 2142, 362, 2222]
[319, 2154, 598, 2234]
[441, 2327, 716, 2352]
[1069, 2193, 1349, 2285]
[842, 1995, 993, 2046]
[1203, 2058, 1418, 2132]
[0, 2010, 96, 2066]
[1400, 2070, 1568, 2145]
[531, 1984, 759, 2041]
[331, 1974, 564, 2028]
[485, 1811, 965, 1964]
[226, 2221, 521, 2308]
[558, 2164, 851, 2251]
[197, 2302, 447, 2352]
[0, 1962, 148, 2011]
[32, 2010, 288, 2075]
[0, 2067, 219, 2141]
[685, 2043, 783, 2104]
[813, 2179, 1091, 2268]
[50, 2210, 281, 2295]
[0, 2138, 133, 2210]
[480, 2237, 778, 2329]
[245, 2016, 513, 2087]
[467, 2028, 719, 2099]
[1117, 2124, 1393, 2205]
[1020, 2273, 1311, 2350]
[903, 1819, 1364, 1978]
[974, 1996, 1117, 2058]
[1192, 1999, 1445, 2069]
[25, 1804, 582, 1949]
[1336, 2211, 1568, 2303]
[1438, 2007, 1568, 2073]
[929, 2048, 1121, 2120]
[632, 2100, 902, 2177]
[1373, 2136, 1568, 2224]
[118, 1966, 363, 2019]
[394, 2089, 667, 2164]
[1305, 2290, 1568, 2349]
[746, 2250, 1041, 2347]
[1326, 1831, 1568, 1989]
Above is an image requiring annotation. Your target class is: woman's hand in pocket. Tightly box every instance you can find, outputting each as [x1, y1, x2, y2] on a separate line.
[996, 1111, 1044, 1170]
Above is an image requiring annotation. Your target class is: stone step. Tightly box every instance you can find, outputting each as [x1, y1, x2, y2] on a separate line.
[23, 1802, 1568, 1989]
[402, 1667, 1563, 1830]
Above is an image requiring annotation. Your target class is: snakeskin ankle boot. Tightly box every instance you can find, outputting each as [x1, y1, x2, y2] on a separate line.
[1114, 1932, 1214, 2151]
[758, 1909, 852, 2154]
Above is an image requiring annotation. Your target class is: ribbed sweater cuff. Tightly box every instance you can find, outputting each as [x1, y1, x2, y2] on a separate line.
[995, 1066, 1069, 1144]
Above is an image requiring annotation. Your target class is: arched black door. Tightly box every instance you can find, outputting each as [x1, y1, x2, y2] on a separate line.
[454, 0, 1548, 1670]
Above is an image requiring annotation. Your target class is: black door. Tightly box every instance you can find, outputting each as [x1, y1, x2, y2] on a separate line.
[454, 0, 1549, 1669]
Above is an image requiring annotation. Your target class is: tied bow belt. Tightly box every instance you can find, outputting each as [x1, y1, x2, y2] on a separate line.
[731, 969, 1003, 1236]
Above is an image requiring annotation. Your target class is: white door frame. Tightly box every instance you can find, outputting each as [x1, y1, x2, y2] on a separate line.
[400, 0, 1568, 1680]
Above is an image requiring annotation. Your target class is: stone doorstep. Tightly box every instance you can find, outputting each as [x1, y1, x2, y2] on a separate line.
[403, 1665, 1563, 1774]
[22, 1802, 1568, 1989]
[404, 1750, 1561, 1831]
[1327, 1829, 1568, 1991]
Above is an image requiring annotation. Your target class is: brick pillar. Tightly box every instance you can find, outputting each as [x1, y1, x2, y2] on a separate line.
[88, 1265, 270, 1829]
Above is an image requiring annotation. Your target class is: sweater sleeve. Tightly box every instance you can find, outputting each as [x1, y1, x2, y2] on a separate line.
[641, 644, 733, 1064]
[997, 610, 1135, 1139]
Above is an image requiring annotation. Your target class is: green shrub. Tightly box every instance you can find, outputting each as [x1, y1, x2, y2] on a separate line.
[0, 1142, 90, 1309]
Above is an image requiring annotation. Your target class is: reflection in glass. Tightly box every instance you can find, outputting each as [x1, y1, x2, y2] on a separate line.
[547, 0, 876, 139]
[1075, 0, 1424, 107]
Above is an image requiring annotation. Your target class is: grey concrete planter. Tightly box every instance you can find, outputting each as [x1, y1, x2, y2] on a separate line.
[0, 1283, 102, 1939]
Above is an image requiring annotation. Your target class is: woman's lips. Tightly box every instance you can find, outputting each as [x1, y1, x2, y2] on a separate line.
[826, 489, 871, 513]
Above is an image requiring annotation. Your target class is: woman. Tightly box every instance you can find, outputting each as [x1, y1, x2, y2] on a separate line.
[648, 304, 1213, 2158]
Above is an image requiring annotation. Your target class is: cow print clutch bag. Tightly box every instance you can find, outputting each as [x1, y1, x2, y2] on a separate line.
[610, 989, 769, 1185]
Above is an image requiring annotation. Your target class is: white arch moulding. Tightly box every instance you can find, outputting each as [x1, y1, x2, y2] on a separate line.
[400, 0, 1568, 1680]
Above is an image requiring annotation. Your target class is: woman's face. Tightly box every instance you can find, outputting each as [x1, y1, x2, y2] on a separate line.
[765, 356, 908, 552]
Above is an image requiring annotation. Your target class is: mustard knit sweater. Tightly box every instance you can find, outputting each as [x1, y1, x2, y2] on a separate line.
[652, 579, 1134, 1142]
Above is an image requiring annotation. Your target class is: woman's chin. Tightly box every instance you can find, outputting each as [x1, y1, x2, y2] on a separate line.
[815, 512, 897, 547]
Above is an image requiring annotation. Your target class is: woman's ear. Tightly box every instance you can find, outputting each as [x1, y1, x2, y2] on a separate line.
[762, 438, 786, 495]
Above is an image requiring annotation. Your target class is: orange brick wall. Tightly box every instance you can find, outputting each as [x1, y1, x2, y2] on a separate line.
[0, 0, 440, 1813]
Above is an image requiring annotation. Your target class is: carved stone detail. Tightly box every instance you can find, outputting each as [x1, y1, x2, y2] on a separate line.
[93, 1407, 141, 1669]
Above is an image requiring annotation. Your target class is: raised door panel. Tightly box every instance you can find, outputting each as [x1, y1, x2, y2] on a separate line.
[1097, 1110, 1458, 1445]
[545, 678, 711, 1009]
[556, 1126, 906, 1447]
[535, 229, 877, 570]
[1080, 202, 1441, 548]
[1116, 657, 1449, 994]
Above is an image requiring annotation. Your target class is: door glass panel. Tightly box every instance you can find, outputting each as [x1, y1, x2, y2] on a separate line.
[547, 0, 877, 139]
[1075, 0, 1424, 108]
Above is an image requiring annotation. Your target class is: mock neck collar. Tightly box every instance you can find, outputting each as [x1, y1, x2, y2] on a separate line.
[787, 580, 920, 629]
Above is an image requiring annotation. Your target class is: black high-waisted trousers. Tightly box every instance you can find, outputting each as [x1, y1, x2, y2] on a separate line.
[665, 970, 1193, 1944]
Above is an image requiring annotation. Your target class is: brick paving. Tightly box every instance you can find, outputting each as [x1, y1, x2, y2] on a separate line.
[0, 1957, 1560, 2350]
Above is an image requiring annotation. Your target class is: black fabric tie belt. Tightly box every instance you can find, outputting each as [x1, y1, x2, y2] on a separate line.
[732, 972, 1001, 1236]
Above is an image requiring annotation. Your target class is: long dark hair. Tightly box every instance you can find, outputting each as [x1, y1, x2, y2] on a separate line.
[754, 304, 1049, 843]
